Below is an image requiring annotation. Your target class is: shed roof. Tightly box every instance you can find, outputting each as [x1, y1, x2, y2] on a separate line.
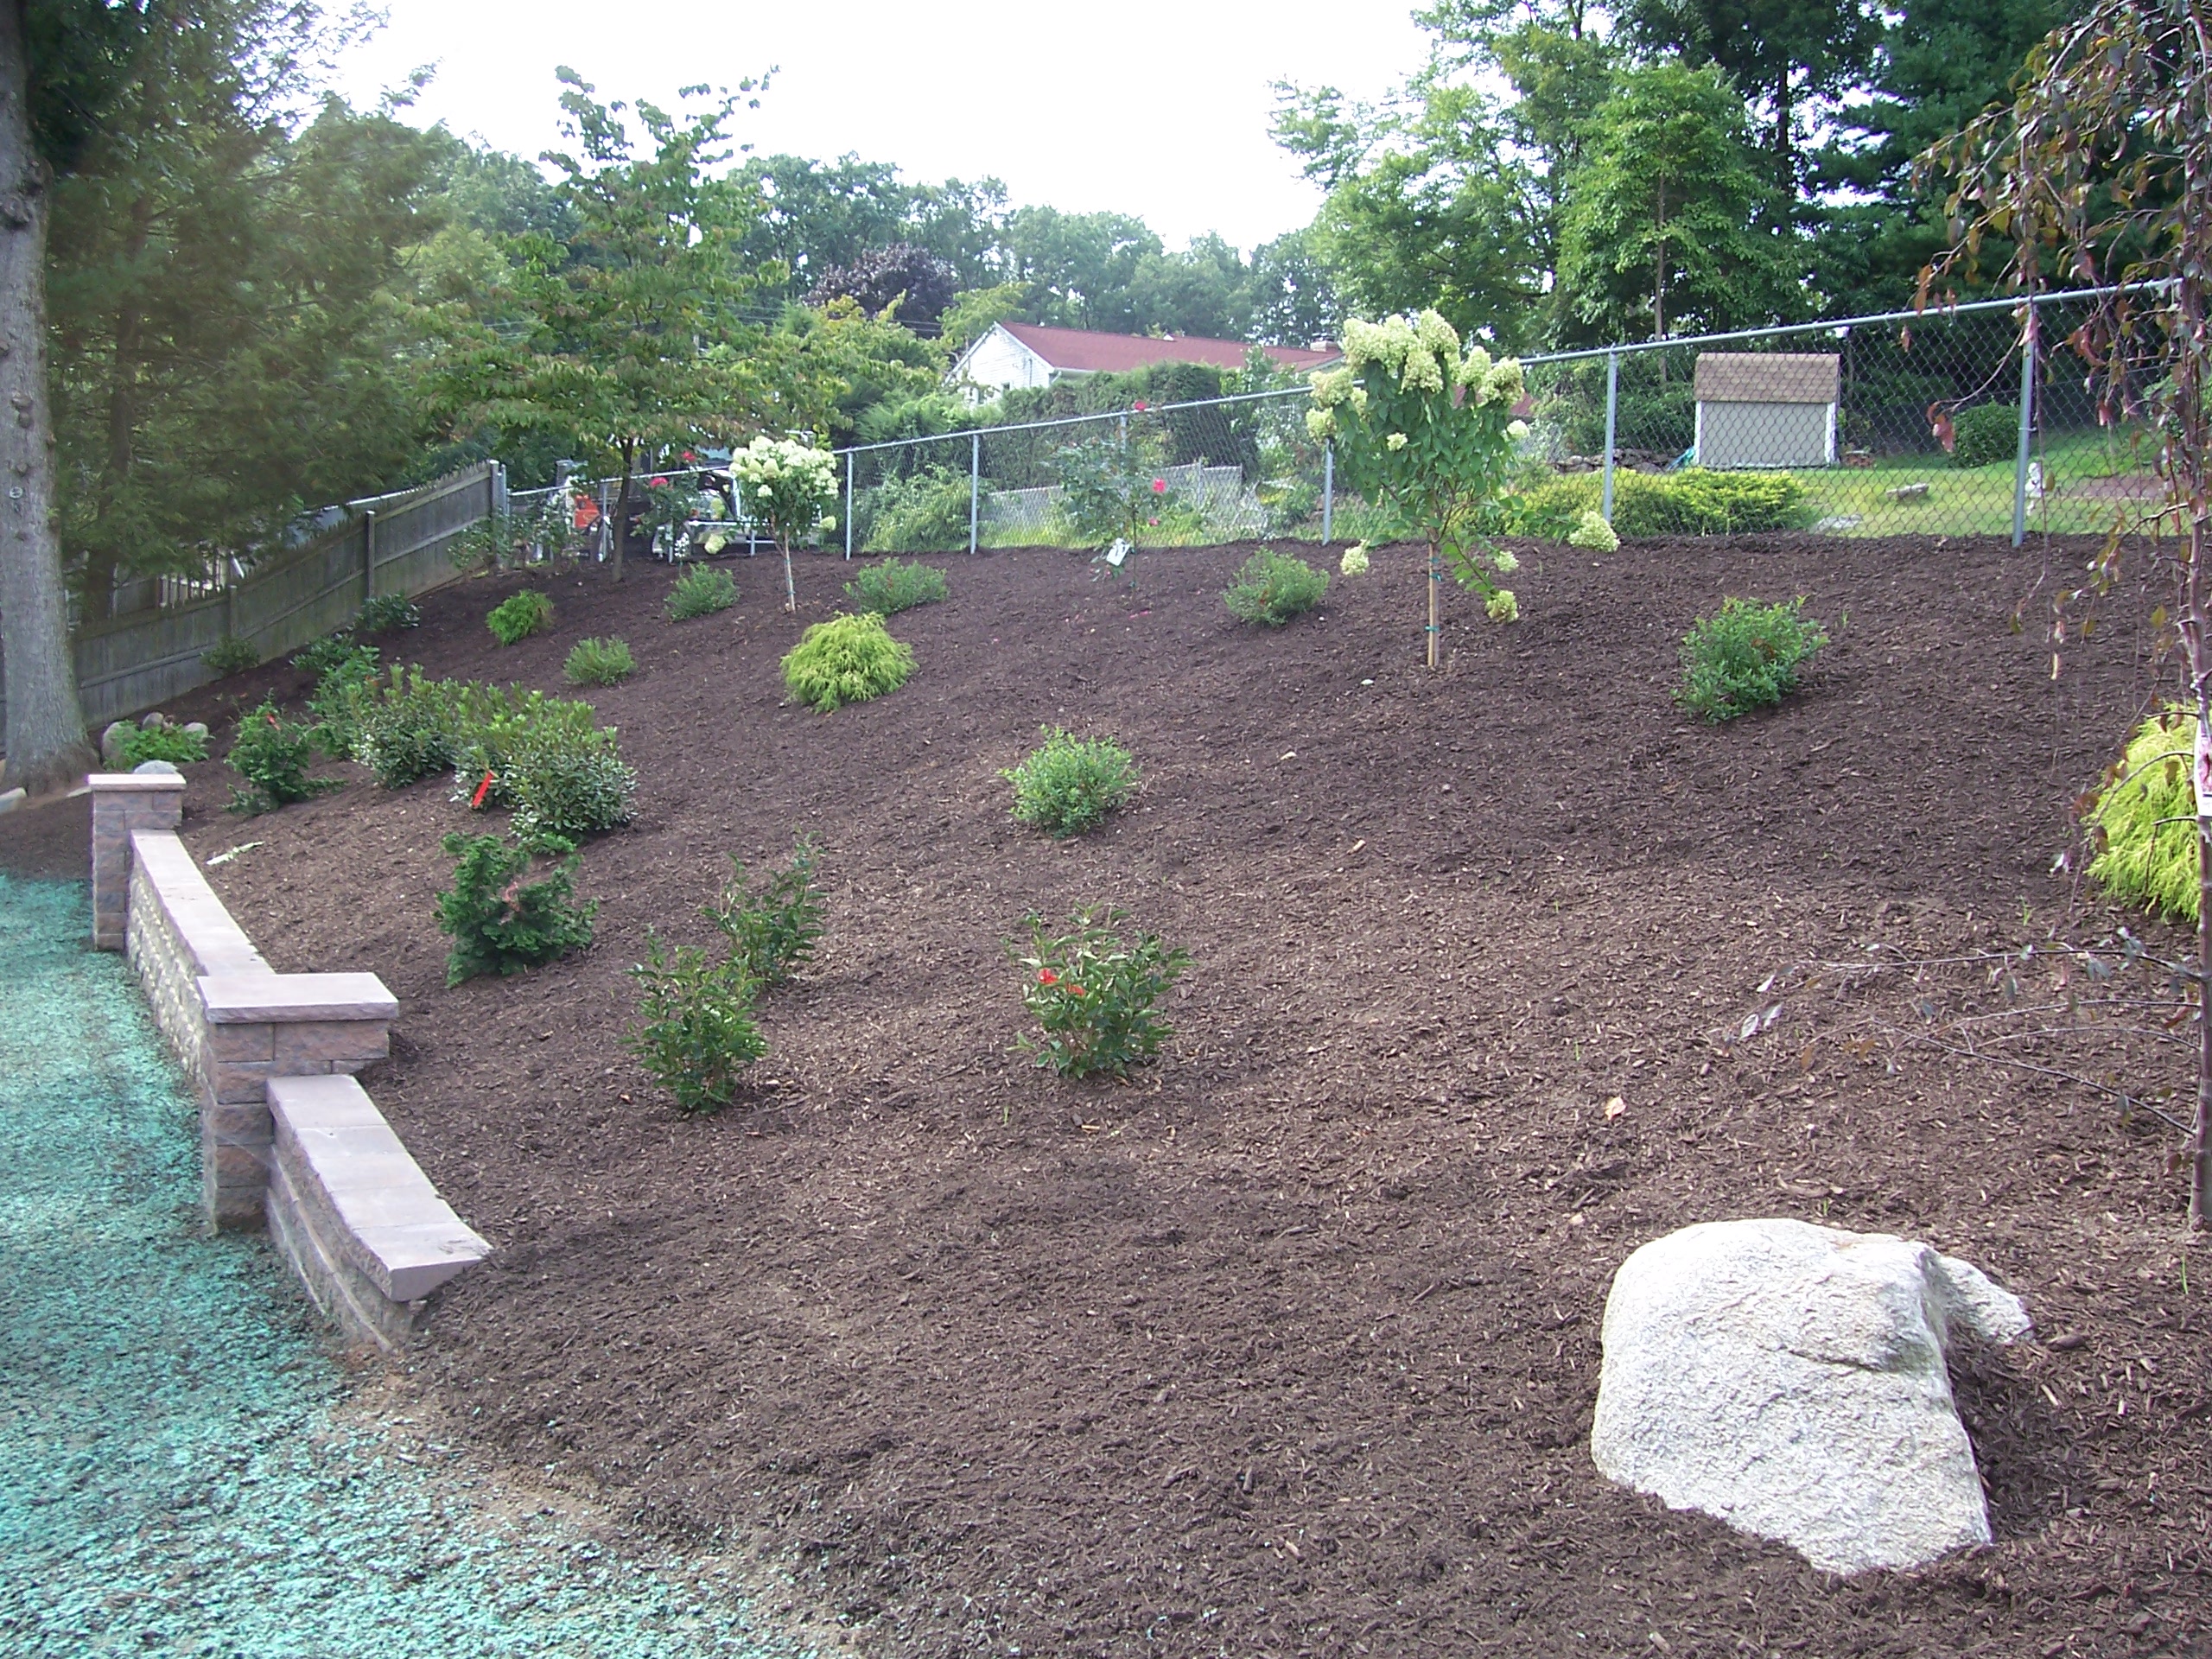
[1694, 353, 1840, 404]
[996, 321, 1339, 376]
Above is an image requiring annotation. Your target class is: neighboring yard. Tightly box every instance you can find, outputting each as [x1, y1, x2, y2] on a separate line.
[18, 531, 2209, 1657]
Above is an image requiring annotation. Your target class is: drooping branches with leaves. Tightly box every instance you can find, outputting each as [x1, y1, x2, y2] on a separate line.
[1306, 310, 1529, 668]
[1922, 0, 2212, 1227]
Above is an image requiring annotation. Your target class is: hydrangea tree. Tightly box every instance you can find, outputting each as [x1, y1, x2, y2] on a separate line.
[732, 435, 839, 613]
[1307, 310, 1529, 668]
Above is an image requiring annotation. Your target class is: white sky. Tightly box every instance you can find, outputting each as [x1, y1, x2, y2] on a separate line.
[328, 0, 1433, 252]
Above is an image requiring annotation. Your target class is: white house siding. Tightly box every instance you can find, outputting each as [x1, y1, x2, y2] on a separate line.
[957, 327, 1052, 397]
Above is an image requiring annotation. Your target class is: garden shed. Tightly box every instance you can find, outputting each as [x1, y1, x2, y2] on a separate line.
[1694, 353, 1840, 469]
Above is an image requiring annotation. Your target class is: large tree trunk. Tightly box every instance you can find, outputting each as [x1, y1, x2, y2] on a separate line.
[0, 0, 92, 797]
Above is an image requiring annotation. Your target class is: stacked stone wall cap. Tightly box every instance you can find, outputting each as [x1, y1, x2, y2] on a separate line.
[1590, 1217, 2031, 1577]
[88, 771, 189, 793]
[269, 1074, 489, 1301]
[200, 973, 398, 1024]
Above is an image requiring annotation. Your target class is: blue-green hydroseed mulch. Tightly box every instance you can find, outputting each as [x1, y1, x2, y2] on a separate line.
[0, 874, 806, 1659]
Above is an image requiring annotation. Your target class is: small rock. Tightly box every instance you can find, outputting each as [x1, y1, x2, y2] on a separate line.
[140, 710, 168, 730]
[182, 721, 209, 741]
[130, 760, 181, 775]
[1886, 481, 1931, 502]
[100, 720, 135, 767]
[0, 787, 23, 815]
[1591, 1217, 2030, 1575]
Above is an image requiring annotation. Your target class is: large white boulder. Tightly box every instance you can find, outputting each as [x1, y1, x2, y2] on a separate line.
[1590, 1218, 2031, 1575]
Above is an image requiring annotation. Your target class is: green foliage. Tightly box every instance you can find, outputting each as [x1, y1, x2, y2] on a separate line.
[857, 466, 973, 553]
[201, 636, 258, 676]
[1676, 597, 1830, 721]
[1012, 907, 1190, 1079]
[1224, 549, 1330, 626]
[709, 836, 826, 987]
[2088, 710, 2201, 923]
[732, 435, 840, 609]
[843, 557, 949, 615]
[302, 641, 383, 756]
[666, 564, 738, 620]
[563, 637, 636, 686]
[291, 632, 363, 677]
[1950, 403, 2019, 468]
[780, 613, 914, 712]
[1052, 427, 1180, 550]
[349, 666, 466, 787]
[486, 589, 553, 645]
[226, 702, 338, 814]
[434, 832, 596, 985]
[355, 594, 421, 633]
[623, 939, 767, 1113]
[1003, 729, 1141, 837]
[1505, 468, 1809, 538]
[116, 723, 208, 767]
[486, 720, 638, 844]
[449, 685, 598, 805]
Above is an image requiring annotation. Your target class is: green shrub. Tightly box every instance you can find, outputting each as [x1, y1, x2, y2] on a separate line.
[355, 594, 421, 633]
[1003, 728, 1140, 837]
[226, 701, 339, 814]
[780, 612, 914, 712]
[1952, 403, 2019, 468]
[666, 564, 737, 620]
[844, 556, 950, 616]
[1503, 468, 1810, 539]
[2088, 709, 2200, 921]
[291, 632, 362, 677]
[350, 666, 466, 787]
[202, 636, 258, 676]
[486, 589, 554, 645]
[117, 724, 209, 767]
[709, 836, 825, 986]
[435, 832, 597, 985]
[1012, 906, 1190, 1079]
[504, 725, 639, 844]
[449, 686, 600, 808]
[859, 465, 973, 553]
[564, 637, 636, 686]
[1224, 548, 1329, 626]
[624, 940, 767, 1113]
[1676, 597, 1829, 722]
[303, 642, 382, 755]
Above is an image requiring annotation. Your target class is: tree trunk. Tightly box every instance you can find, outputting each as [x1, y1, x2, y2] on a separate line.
[2192, 501, 2211, 1232]
[1426, 536, 1440, 670]
[1653, 180, 1668, 343]
[609, 441, 635, 584]
[1774, 68, 1796, 194]
[0, 0, 92, 796]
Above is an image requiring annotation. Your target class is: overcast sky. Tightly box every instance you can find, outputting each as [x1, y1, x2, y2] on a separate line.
[328, 0, 1433, 252]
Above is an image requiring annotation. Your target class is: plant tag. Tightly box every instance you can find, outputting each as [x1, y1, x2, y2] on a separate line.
[1104, 538, 1130, 568]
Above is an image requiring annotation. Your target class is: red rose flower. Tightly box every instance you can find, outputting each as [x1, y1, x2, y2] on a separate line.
[1151, 478, 1166, 493]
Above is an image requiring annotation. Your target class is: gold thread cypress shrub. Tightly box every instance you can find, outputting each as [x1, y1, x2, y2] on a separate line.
[2088, 709, 2201, 921]
[779, 613, 914, 712]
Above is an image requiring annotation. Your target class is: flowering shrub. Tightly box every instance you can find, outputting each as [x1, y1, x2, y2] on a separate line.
[563, 636, 636, 686]
[2088, 709, 2202, 922]
[1013, 906, 1189, 1079]
[666, 564, 737, 620]
[731, 435, 838, 612]
[623, 939, 767, 1113]
[1308, 309, 1528, 664]
[709, 836, 825, 985]
[844, 556, 949, 616]
[1224, 548, 1329, 626]
[1676, 597, 1829, 722]
[1052, 425, 1183, 550]
[1003, 728, 1141, 837]
[486, 589, 554, 645]
[780, 612, 914, 712]
[226, 702, 339, 814]
[435, 831, 596, 985]
[1339, 543, 1371, 576]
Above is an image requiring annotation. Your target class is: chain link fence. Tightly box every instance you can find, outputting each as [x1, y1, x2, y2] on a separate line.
[501, 284, 2162, 569]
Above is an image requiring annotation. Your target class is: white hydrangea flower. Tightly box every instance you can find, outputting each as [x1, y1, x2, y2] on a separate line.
[1507, 419, 1530, 442]
[1456, 345, 1493, 388]
[1310, 366, 1355, 407]
[1386, 432, 1408, 451]
[1485, 588, 1520, 623]
[1481, 360, 1526, 407]
[1414, 308, 1459, 363]
[1493, 548, 1519, 574]
[1306, 406, 1338, 441]
[1567, 508, 1620, 552]
[1339, 543, 1370, 575]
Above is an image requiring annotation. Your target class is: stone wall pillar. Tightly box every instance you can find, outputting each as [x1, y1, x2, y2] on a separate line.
[89, 773, 187, 950]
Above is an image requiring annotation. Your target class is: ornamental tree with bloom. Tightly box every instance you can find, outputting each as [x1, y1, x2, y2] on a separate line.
[1307, 309, 1529, 668]
[732, 435, 840, 612]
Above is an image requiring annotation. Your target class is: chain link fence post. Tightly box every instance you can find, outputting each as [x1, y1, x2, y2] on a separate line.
[1601, 350, 1620, 523]
[969, 431, 980, 556]
[1322, 440, 1334, 544]
[844, 449, 855, 559]
[2013, 296, 2039, 548]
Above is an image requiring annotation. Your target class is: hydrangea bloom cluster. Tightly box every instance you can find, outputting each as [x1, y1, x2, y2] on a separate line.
[731, 434, 839, 612]
[1339, 543, 1371, 576]
[1567, 508, 1621, 552]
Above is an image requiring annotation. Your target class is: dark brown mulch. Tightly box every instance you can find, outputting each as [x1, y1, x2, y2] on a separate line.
[41, 534, 2212, 1658]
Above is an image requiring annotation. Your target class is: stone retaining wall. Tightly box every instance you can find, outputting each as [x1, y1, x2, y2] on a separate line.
[88, 774, 488, 1348]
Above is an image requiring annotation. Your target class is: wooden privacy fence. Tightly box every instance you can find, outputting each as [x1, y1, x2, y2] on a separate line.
[0, 462, 504, 736]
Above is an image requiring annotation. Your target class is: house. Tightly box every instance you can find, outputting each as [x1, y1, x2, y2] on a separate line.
[1693, 353, 1841, 469]
[950, 321, 1338, 400]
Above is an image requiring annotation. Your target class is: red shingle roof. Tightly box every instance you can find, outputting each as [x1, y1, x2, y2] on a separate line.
[997, 321, 1338, 375]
